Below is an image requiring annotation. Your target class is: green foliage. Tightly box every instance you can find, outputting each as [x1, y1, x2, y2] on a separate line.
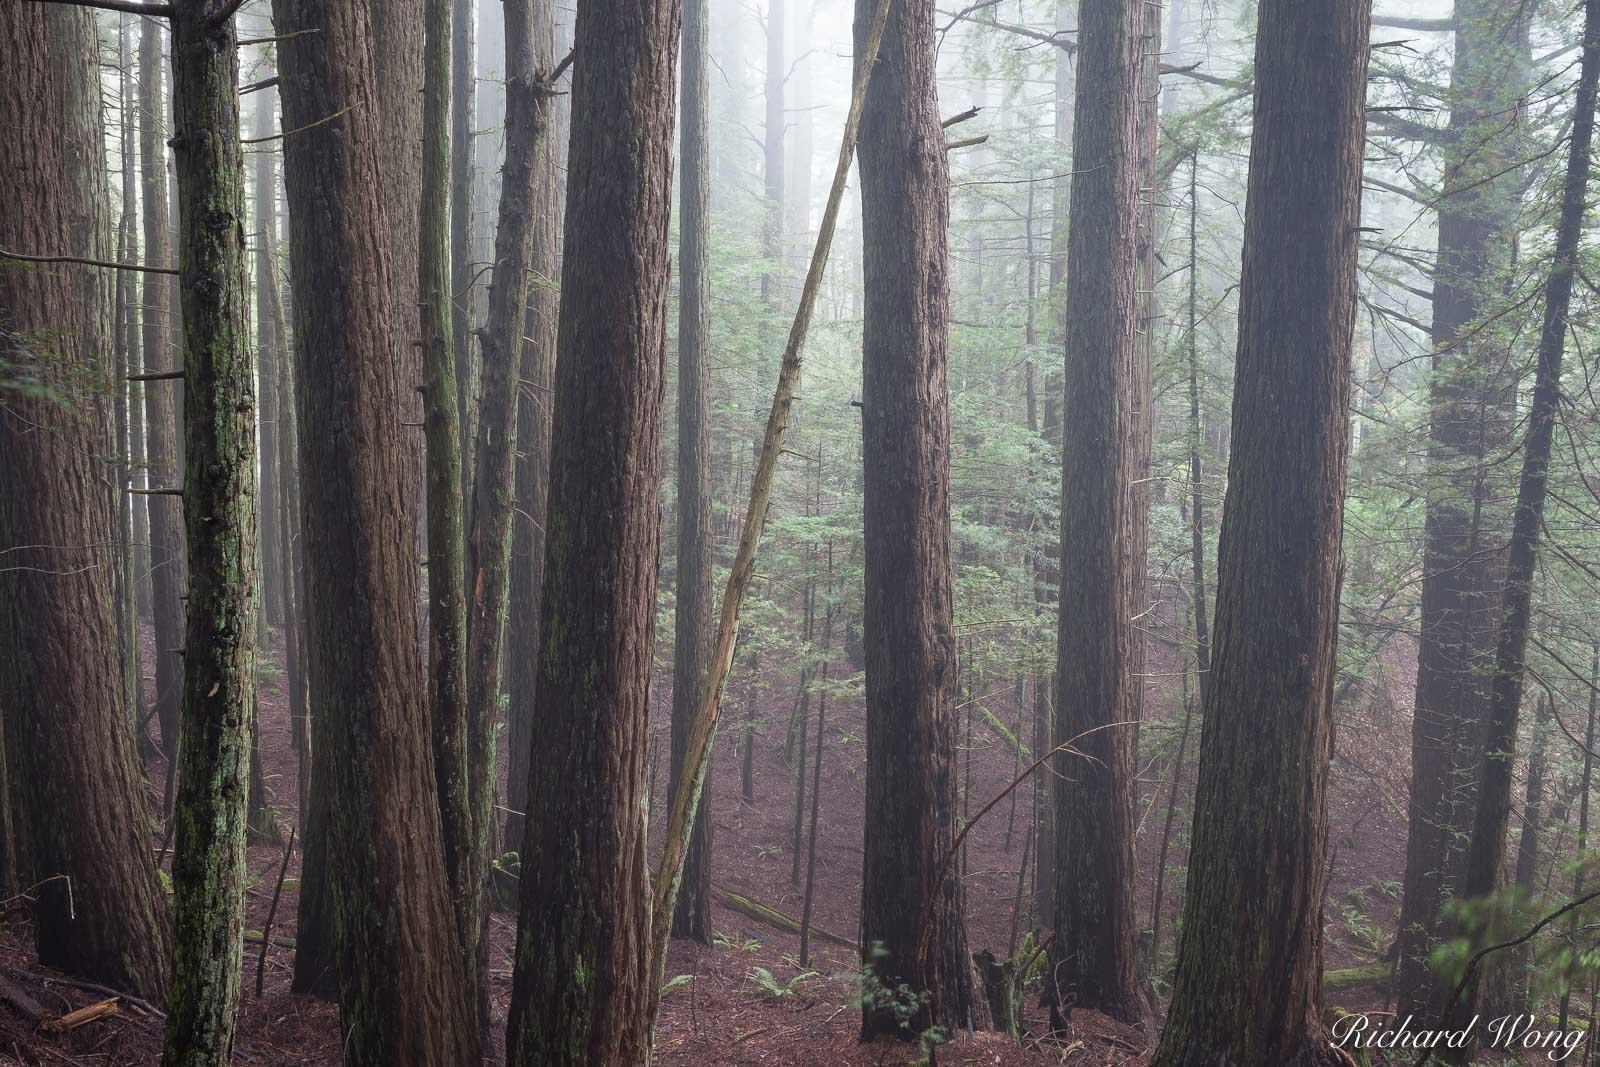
[745, 965, 818, 999]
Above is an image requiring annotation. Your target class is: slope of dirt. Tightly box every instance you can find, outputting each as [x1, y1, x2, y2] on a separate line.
[0, 615, 1435, 1066]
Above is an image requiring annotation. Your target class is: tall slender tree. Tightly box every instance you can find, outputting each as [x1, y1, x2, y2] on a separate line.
[1149, 0, 1370, 1062]
[162, 1, 257, 1061]
[253, 76, 283, 630]
[458, 0, 561, 1026]
[503, 0, 681, 1057]
[0, 1, 171, 1001]
[1394, 0, 1535, 1018]
[1050, 0, 1146, 1025]
[140, 10, 187, 766]
[451, 0, 477, 479]
[1442, 0, 1600, 1050]
[419, 0, 473, 991]
[669, 0, 716, 944]
[272, 0, 478, 1059]
[855, 0, 986, 1038]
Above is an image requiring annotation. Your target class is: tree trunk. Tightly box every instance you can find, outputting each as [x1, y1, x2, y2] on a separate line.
[0, 2, 171, 1000]
[1394, 0, 1533, 1019]
[162, 2, 258, 1061]
[459, 0, 560, 1027]
[1148, 0, 1370, 1063]
[856, 0, 986, 1038]
[1442, 2, 1600, 1050]
[451, 0, 478, 481]
[271, 0, 479, 1059]
[114, 17, 140, 741]
[420, 0, 473, 994]
[501, 60, 564, 869]
[1049, 0, 1146, 1026]
[140, 12, 187, 768]
[669, 0, 716, 945]
[503, 0, 679, 1059]
[252, 88, 283, 631]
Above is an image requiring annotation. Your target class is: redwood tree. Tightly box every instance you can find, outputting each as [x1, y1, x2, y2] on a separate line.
[855, 0, 986, 1038]
[0, 1, 171, 1001]
[503, 0, 681, 1057]
[272, 0, 477, 1060]
[1149, 0, 1370, 1063]
[1050, 0, 1145, 1025]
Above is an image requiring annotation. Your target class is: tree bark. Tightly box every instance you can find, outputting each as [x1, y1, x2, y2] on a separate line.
[856, 0, 985, 1038]
[420, 0, 473, 993]
[253, 85, 283, 631]
[503, 0, 680, 1059]
[140, 11, 188, 768]
[271, 0, 478, 1060]
[1148, 0, 1370, 1063]
[1442, 1, 1600, 1051]
[669, 0, 716, 945]
[0, 2, 171, 1001]
[162, 1, 258, 1061]
[458, 0, 560, 1025]
[451, 0, 478, 482]
[1049, 0, 1146, 1026]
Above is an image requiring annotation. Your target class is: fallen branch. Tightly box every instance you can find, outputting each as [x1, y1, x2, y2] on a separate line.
[42, 998, 118, 1033]
[712, 885, 855, 948]
[255, 825, 295, 998]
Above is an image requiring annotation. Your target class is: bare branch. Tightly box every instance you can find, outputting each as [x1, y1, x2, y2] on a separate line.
[0, 249, 178, 275]
[27, 0, 173, 17]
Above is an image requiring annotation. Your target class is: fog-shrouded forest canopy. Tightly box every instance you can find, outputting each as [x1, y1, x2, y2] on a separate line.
[2, 0, 1600, 1063]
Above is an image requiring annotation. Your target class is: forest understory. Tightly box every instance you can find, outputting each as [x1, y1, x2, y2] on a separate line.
[0, 619, 1441, 1066]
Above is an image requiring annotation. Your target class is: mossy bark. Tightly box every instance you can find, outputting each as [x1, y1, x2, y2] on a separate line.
[161, 2, 258, 1063]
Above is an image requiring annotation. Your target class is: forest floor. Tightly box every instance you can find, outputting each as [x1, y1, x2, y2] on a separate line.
[0, 616, 1493, 1066]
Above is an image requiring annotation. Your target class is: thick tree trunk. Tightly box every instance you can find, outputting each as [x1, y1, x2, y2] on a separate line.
[1395, 0, 1533, 1018]
[856, 0, 985, 1039]
[1049, 0, 1146, 1026]
[0, 3, 171, 1000]
[162, 2, 258, 1062]
[669, 0, 716, 945]
[503, 0, 679, 1058]
[140, 12, 188, 767]
[1148, 0, 1370, 1063]
[1442, 2, 1600, 1052]
[271, 0, 478, 1060]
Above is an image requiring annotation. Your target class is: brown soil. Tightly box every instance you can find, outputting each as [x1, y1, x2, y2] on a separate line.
[0, 616, 1433, 1065]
